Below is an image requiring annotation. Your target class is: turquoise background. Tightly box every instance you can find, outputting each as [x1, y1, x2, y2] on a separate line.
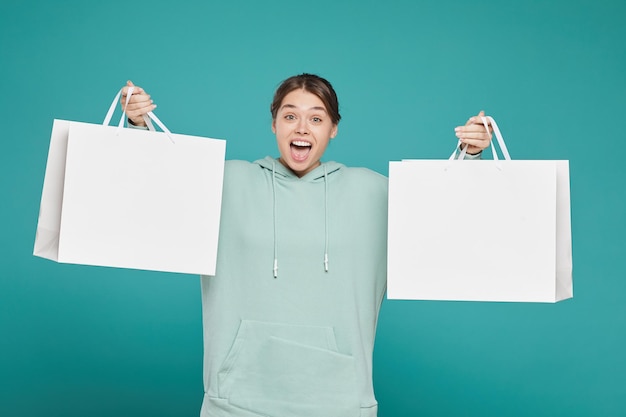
[1, 0, 624, 416]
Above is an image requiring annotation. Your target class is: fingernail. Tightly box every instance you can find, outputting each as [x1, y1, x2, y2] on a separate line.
[455, 127, 461, 132]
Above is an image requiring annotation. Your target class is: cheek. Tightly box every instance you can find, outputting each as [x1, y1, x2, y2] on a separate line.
[274, 121, 291, 136]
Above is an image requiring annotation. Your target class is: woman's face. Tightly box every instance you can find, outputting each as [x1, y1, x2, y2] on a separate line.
[272, 88, 337, 177]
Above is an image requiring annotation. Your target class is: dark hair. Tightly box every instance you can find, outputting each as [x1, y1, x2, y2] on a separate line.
[270, 73, 341, 124]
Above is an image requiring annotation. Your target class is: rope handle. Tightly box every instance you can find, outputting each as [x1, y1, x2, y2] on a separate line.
[449, 116, 510, 161]
[102, 87, 175, 143]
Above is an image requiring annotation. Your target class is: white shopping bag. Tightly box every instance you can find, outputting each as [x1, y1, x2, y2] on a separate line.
[34, 88, 226, 275]
[387, 117, 572, 302]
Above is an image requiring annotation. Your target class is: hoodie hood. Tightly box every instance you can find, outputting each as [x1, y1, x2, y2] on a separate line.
[255, 156, 344, 181]
[254, 156, 344, 278]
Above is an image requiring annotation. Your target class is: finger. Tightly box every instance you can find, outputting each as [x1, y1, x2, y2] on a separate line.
[456, 131, 491, 140]
[128, 93, 152, 104]
[126, 95, 153, 109]
[459, 123, 492, 136]
[460, 138, 490, 149]
[127, 105, 156, 116]
[122, 89, 145, 98]
[126, 101, 157, 116]
[122, 93, 152, 111]
[456, 122, 491, 135]
[458, 123, 492, 133]
[121, 80, 133, 96]
[122, 81, 145, 98]
[465, 110, 487, 126]
[128, 80, 144, 94]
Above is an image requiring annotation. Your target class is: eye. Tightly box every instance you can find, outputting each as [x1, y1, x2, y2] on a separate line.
[311, 116, 322, 123]
[284, 114, 296, 121]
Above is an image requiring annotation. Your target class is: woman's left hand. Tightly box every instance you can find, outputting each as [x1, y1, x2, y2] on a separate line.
[455, 110, 493, 155]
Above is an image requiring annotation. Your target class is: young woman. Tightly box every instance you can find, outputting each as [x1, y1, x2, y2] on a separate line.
[122, 74, 492, 417]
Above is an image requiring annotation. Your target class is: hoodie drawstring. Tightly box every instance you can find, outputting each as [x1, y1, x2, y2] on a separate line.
[323, 164, 329, 273]
[272, 160, 278, 278]
[270, 160, 330, 278]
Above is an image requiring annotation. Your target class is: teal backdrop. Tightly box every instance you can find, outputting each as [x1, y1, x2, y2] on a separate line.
[1, 0, 624, 416]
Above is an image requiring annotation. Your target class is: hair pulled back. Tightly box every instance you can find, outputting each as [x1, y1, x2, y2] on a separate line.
[270, 73, 341, 125]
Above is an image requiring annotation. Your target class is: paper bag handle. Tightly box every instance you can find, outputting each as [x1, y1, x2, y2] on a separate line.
[450, 116, 511, 161]
[102, 87, 175, 143]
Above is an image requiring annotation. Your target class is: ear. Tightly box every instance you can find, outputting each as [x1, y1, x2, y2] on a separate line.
[330, 124, 338, 139]
[271, 119, 276, 134]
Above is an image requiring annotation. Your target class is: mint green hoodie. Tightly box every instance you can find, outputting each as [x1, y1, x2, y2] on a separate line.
[200, 156, 388, 417]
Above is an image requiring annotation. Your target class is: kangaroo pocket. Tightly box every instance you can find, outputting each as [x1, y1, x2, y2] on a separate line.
[218, 320, 360, 417]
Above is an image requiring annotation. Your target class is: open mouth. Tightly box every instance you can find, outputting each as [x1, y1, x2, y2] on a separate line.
[290, 140, 312, 162]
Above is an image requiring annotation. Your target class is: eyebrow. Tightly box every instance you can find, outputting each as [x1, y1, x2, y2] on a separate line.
[280, 104, 328, 113]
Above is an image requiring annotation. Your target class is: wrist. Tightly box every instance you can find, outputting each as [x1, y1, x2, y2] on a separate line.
[128, 117, 147, 127]
[458, 144, 483, 156]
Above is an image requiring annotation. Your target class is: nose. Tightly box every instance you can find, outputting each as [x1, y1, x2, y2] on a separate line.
[296, 118, 309, 135]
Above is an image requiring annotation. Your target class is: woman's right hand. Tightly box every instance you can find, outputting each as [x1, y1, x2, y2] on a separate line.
[121, 80, 156, 126]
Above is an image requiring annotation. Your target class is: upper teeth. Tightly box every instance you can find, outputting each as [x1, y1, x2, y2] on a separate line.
[292, 140, 311, 147]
